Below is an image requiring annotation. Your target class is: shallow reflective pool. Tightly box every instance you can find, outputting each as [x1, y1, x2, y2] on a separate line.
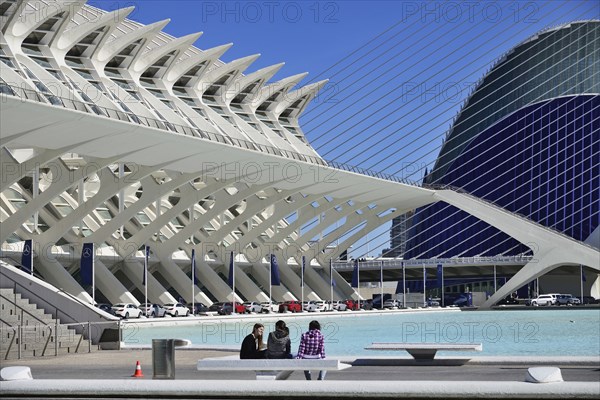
[123, 309, 600, 356]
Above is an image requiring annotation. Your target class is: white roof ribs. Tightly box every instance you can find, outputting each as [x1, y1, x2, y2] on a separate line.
[198, 53, 260, 96]
[226, 62, 285, 103]
[95, 18, 170, 65]
[164, 43, 232, 86]
[252, 72, 308, 112]
[132, 31, 203, 77]
[56, 6, 135, 55]
[9, 0, 86, 46]
[275, 79, 328, 118]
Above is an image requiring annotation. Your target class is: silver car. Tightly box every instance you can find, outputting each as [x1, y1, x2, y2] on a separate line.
[556, 294, 580, 305]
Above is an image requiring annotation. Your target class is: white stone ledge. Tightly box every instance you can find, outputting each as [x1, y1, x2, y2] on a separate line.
[1, 379, 598, 399]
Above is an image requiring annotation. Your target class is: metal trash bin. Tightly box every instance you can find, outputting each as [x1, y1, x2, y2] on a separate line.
[152, 339, 190, 379]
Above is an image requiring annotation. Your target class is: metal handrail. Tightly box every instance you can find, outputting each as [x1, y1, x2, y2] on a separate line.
[0, 326, 17, 360]
[0, 291, 54, 327]
[0, 80, 420, 186]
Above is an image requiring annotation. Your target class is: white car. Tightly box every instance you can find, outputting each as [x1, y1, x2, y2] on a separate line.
[243, 301, 262, 313]
[304, 300, 327, 312]
[383, 299, 400, 309]
[260, 302, 278, 313]
[140, 303, 166, 317]
[163, 303, 190, 317]
[328, 300, 347, 311]
[529, 294, 559, 306]
[111, 303, 142, 319]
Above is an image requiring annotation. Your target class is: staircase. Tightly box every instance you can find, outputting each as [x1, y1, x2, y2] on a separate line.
[0, 288, 92, 360]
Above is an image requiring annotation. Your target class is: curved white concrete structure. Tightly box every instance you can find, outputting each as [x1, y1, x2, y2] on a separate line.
[1, 1, 597, 307]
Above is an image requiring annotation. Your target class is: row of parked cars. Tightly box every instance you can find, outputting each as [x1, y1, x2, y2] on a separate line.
[97, 302, 209, 319]
[98, 298, 415, 318]
[526, 293, 590, 306]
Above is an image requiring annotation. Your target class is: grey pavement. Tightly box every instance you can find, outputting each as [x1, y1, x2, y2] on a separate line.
[1, 349, 599, 382]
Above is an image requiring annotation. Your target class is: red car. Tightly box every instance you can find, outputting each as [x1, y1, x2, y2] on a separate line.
[344, 299, 359, 310]
[279, 301, 302, 313]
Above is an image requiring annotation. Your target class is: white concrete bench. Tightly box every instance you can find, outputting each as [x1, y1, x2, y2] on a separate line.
[196, 358, 351, 380]
[365, 343, 482, 361]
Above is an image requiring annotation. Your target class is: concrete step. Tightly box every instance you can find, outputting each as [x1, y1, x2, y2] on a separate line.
[1, 334, 92, 355]
[0, 289, 22, 299]
[0, 314, 57, 326]
[0, 288, 95, 360]
[0, 343, 92, 360]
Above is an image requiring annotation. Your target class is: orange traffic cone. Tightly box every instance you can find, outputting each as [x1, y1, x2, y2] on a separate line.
[131, 360, 144, 378]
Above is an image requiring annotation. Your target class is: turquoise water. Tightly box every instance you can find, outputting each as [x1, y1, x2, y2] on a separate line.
[122, 309, 600, 357]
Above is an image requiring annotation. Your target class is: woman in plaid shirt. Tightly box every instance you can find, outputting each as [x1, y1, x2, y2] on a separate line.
[296, 320, 326, 380]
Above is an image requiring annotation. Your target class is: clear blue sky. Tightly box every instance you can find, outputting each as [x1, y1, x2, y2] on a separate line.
[89, 0, 598, 258]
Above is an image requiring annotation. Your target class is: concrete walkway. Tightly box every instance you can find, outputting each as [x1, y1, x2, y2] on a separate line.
[1, 349, 599, 399]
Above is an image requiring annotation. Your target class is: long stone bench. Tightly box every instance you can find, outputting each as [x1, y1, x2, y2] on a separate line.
[365, 342, 482, 360]
[196, 358, 352, 380]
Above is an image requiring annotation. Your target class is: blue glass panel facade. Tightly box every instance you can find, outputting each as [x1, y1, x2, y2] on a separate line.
[405, 95, 599, 259]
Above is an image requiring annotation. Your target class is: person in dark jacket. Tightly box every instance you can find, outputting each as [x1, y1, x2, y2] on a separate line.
[240, 323, 266, 359]
[266, 320, 292, 359]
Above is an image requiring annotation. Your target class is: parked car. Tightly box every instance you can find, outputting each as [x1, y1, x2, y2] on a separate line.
[529, 294, 559, 306]
[383, 299, 400, 309]
[111, 303, 142, 319]
[208, 302, 228, 314]
[140, 303, 167, 317]
[243, 301, 262, 313]
[313, 300, 327, 312]
[383, 299, 399, 309]
[233, 302, 247, 314]
[361, 299, 374, 310]
[211, 302, 246, 315]
[556, 294, 580, 305]
[344, 299, 359, 310]
[187, 302, 210, 315]
[260, 301, 278, 313]
[304, 300, 326, 312]
[279, 301, 302, 313]
[577, 296, 599, 304]
[497, 296, 519, 305]
[163, 303, 190, 317]
[328, 300, 347, 311]
[96, 303, 114, 315]
[427, 298, 441, 307]
[452, 294, 470, 307]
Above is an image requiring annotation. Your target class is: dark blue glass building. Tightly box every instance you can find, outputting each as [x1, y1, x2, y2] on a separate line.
[402, 21, 599, 259]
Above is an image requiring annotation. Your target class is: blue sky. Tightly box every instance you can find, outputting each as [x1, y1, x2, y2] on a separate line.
[89, 0, 598, 257]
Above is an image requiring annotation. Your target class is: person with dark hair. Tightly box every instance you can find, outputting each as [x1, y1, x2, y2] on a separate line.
[266, 320, 292, 359]
[240, 323, 266, 359]
[296, 320, 326, 380]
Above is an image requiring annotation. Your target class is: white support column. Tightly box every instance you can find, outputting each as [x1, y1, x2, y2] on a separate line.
[120, 258, 175, 305]
[94, 259, 138, 304]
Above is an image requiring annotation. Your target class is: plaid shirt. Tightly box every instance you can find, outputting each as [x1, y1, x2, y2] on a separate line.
[296, 329, 325, 359]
